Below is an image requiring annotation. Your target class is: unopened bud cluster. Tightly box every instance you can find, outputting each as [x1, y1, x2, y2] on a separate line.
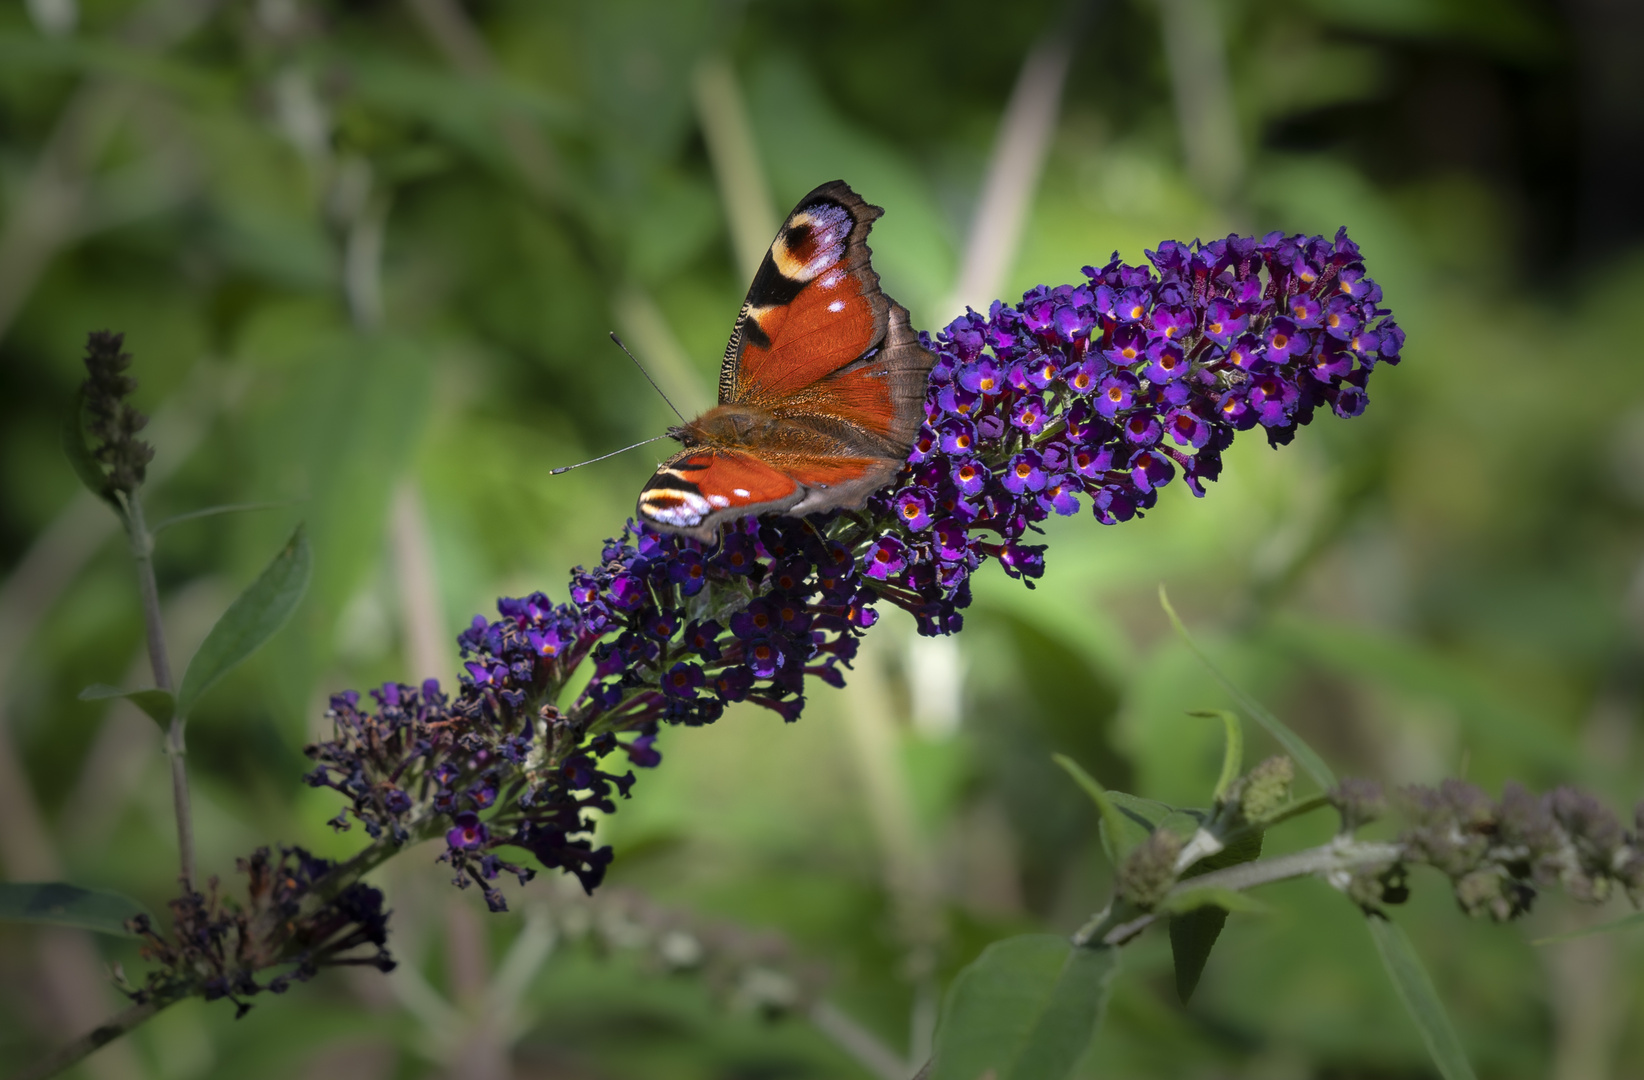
[79, 330, 154, 498]
[1396, 780, 1644, 920]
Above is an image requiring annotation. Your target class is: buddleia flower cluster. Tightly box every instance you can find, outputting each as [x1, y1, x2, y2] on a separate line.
[303, 228, 1399, 910]
[860, 227, 1401, 632]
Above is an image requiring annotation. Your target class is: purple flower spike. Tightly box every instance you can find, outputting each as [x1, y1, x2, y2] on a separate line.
[304, 223, 1399, 913]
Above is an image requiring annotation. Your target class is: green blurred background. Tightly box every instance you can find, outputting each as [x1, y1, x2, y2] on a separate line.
[2, 0, 1642, 1076]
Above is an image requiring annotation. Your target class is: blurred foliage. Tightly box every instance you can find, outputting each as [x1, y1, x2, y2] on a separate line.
[1, 0, 1642, 1077]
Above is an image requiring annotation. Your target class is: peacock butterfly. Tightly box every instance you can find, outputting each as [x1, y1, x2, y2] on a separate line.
[637, 181, 935, 542]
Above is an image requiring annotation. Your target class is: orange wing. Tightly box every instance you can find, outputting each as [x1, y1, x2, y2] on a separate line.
[638, 448, 890, 543]
[720, 181, 931, 454]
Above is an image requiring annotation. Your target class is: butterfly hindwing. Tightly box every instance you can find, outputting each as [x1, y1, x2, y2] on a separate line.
[639, 448, 891, 542]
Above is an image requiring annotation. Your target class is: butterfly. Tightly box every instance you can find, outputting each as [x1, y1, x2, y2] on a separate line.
[637, 181, 935, 543]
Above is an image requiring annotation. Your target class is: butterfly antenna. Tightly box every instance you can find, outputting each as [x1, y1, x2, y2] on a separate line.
[548, 434, 672, 476]
[609, 332, 687, 422]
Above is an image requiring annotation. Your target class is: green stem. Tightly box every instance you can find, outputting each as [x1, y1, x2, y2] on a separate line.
[13, 996, 178, 1080]
[1080, 838, 1405, 947]
[121, 491, 193, 890]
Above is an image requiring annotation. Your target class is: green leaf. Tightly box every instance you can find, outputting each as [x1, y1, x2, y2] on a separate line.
[1190, 709, 1244, 803]
[1366, 916, 1478, 1080]
[1168, 828, 1265, 1004]
[1169, 907, 1227, 1005]
[1160, 886, 1270, 916]
[1159, 586, 1337, 791]
[0, 883, 151, 936]
[1053, 754, 1141, 861]
[176, 524, 312, 718]
[1533, 910, 1644, 945]
[932, 935, 1120, 1080]
[78, 683, 175, 728]
[61, 388, 116, 509]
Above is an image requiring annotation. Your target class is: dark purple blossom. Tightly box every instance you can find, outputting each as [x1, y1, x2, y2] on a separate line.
[304, 227, 1399, 912]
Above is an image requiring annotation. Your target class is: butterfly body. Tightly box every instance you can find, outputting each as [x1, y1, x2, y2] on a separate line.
[638, 181, 933, 542]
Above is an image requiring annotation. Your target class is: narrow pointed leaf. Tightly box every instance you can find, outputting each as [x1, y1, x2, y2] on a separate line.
[177, 524, 311, 717]
[1366, 916, 1478, 1080]
[0, 883, 150, 936]
[932, 935, 1120, 1080]
[1189, 709, 1244, 802]
[1533, 910, 1644, 945]
[1054, 753, 1141, 860]
[1169, 908, 1227, 1004]
[1168, 827, 1264, 1003]
[1160, 586, 1336, 790]
[61, 388, 117, 508]
[78, 683, 174, 728]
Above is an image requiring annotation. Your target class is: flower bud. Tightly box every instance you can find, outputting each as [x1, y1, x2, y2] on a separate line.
[1118, 827, 1185, 909]
[1330, 777, 1386, 832]
[1239, 756, 1295, 820]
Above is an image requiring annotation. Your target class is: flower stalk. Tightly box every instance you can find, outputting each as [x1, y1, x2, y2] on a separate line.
[118, 489, 194, 889]
[79, 330, 195, 889]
